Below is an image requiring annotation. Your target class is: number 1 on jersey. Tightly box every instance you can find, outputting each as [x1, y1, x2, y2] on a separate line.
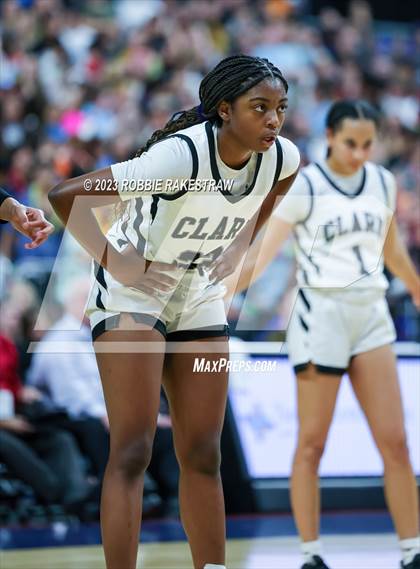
[352, 245, 369, 276]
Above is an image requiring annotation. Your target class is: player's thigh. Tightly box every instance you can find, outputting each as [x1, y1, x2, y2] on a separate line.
[94, 312, 166, 443]
[295, 364, 342, 443]
[163, 336, 229, 446]
[348, 344, 406, 448]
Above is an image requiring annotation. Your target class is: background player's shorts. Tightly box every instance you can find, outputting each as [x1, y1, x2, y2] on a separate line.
[86, 263, 228, 342]
[287, 287, 396, 375]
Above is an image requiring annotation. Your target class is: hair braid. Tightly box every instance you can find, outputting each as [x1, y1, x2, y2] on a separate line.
[135, 54, 288, 159]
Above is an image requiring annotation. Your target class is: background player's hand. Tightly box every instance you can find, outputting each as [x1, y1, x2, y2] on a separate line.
[409, 282, 420, 310]
[4, 199, 54, 249]
[107, 242, 179, 295]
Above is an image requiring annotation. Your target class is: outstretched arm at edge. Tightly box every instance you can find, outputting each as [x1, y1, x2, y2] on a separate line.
[384, 216, 420, 308]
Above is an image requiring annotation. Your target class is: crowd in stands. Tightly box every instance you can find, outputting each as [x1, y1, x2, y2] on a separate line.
[0, 0, 418, 521]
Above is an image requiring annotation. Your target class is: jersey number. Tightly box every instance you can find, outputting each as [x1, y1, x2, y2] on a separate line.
[352, 245, 369, 276]
[177, 247, 223, 275]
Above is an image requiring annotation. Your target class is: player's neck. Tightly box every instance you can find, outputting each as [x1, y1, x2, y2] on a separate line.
[216, 128, 252, 170]
[326, 156, 362, 177]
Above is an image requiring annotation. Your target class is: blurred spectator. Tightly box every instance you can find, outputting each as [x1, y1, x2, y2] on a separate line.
[0, 333, 91, 508]
[0, 0, 418, 339]
[27, 278, 109, 480]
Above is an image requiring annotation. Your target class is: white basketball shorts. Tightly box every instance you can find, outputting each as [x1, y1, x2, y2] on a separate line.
[86, 262, 229, 341]
[287, 287, 396, 374]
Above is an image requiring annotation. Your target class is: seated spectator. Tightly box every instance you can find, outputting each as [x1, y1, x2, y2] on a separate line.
[0, 333, 90, 508]
[27, 278, 109, 480]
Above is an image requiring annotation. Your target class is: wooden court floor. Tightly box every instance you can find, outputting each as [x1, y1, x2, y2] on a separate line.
[1, 534, 400, 569]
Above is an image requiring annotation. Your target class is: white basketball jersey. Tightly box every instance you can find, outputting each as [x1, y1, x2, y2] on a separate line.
[290, 162, 395, 290]
[109, 121, 287, 274]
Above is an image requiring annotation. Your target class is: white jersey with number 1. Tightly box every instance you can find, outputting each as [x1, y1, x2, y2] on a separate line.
[274, 160, 397, 290]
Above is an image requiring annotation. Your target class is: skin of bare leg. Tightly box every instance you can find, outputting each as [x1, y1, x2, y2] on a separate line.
[349, 344, 419, 539]
[94, 314, 165, 569]
[163, 337, 229, 569]
[290, 364, 342, 542]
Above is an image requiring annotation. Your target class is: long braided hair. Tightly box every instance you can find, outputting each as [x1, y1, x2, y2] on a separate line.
[136, 54, 288, 158]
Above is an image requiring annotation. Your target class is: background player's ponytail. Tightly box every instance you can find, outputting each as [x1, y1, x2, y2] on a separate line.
[325, 100, 380, 157]
[135, 54, 288, 159]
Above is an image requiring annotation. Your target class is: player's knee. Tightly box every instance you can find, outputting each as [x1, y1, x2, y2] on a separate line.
[380, 433, 410, 466]
[180, 438, 221, 476]
[295, 436, 326, 469]
[112, 436, 154, 481]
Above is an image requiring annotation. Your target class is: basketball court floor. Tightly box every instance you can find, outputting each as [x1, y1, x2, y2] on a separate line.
[0, 512, 401, 569]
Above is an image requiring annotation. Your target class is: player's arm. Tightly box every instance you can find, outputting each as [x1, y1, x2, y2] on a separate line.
[383, 216, 420, 308]
[49, 168, 176, 292]
[224, 215, 293, 298]
[49, 167, 120, 265]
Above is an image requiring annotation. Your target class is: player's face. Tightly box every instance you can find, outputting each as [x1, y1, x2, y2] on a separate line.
[224, 78, 288, 152]
[327, 119, 377, 175]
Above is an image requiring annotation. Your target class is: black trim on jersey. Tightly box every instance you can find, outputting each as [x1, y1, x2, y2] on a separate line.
[293, 362, 346, 375]
[94, 261, 108, 290]
[167, 324, 229, 342]
[301, 269, 310, 286]
[298, 315, 309, 332]
[205, 121, 263, 203]
[377, 166, 389, 207]
[314, 162, 366, 198]
[293, 229, 321, 275]
[298, 289, 311, 311]
[93, 261, 108, 311]
[297, 172, 315, 227]
[157, 133, 199, 201]
[133, 198, 147, 254]
[96, 291, 105, 310]
[270, 138, 283, 190]
[169, 133, 199, 179]
[91, 313, 167, 342]
[150, 195, 159, 224]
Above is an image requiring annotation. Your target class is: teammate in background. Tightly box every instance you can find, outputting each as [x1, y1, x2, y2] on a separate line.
[48, 55, 300, 569]
[0, 187, 54, 248]
[225, 100, 420, 569]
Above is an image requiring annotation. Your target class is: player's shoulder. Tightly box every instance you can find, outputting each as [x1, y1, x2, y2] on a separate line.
[299, 161, 321, 182]
[367, 161, 397, 210]
[275, 136, 300, 180]
[364, 160, 392, 181]
[172, 121, 208, 144]
[276, 135, 300, 160]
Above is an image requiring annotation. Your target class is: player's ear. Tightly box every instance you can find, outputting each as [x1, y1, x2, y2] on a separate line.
[217, 101, 231, 123]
